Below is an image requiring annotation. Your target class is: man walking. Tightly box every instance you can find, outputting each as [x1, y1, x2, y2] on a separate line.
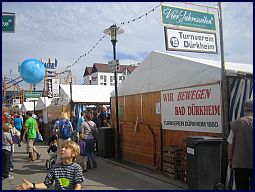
[227, 99, 253, 190]
[23, 111, 41, 161]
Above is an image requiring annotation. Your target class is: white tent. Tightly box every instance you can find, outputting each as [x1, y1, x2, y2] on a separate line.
[35, 97, 52, 111]
[113, 51, 252, 97]
[56, 85, 115, 105]
[20, 101, 38, 112]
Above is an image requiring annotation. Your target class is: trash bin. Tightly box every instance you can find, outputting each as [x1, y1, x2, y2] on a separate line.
[97, 127, 115, 158]
[185, 136, 223, 190]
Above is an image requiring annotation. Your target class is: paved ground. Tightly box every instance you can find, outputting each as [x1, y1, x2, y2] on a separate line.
[2, 141, 187, 190]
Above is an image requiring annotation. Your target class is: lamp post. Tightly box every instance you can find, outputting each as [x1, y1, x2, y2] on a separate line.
[33, 84, 36, 114]
[104, 24, 124, 160]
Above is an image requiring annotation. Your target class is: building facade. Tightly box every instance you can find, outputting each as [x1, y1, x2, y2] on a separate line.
[83, 63, 137, 86]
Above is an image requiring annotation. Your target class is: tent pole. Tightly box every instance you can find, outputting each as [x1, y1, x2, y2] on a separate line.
[218, 2, 229, 137]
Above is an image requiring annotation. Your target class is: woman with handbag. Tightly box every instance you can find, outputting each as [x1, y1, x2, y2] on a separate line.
[80, 109, 98, 169]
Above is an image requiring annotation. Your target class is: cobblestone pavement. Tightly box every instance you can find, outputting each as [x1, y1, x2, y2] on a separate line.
[2, 141, 187, 190]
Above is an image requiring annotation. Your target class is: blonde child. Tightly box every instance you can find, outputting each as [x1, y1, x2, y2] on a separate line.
[16, 140, 84, 190]
[2, 123, 14, 180]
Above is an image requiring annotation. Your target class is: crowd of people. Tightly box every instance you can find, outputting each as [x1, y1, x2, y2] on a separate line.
[2, 105, 111, 190]
[2, 111, 42, 180]
[4, 101, 252, 190]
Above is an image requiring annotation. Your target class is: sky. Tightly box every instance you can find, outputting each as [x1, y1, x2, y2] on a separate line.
[2, 2, 253, 90]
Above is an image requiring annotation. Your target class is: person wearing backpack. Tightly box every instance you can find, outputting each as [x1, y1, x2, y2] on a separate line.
[55, 112, 73, 164]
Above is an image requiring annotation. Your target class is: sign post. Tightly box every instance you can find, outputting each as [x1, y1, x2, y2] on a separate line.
[108, 59, 119, 73]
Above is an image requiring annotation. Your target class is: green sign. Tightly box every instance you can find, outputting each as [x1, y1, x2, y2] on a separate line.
[24, 92, 43, 98]
[161, 5, 216, 31]
[2, 14, 15, 33]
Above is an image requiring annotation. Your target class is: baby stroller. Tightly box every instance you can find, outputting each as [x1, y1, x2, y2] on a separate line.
[45, 135, 58, 170]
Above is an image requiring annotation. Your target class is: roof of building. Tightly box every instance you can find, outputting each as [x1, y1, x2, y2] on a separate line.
[21, 101, 38, 112]
[91, 63, 109, 73]
[83, 67, 93, 77]
[84, 63, 138, 76]
[125, 65, 137, 73]
[111, 51, 253, 97]
[35, 97, 52, 111]
[53, 84, 114, 105]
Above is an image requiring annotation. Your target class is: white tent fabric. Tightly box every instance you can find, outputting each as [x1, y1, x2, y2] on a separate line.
[20, 101, 37, 112]
[113, 51, 252, 97]
[57, 85, 114, 105]
[35, 97, 52, 111]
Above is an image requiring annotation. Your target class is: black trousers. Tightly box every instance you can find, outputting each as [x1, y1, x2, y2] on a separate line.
[2, 149, 11, 178]
[235, 168, 253, 190]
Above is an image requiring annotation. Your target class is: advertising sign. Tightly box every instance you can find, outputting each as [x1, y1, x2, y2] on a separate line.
[161, 83, 222, 133]
[52, 78, 60, 98]
[165, 27, 217, 53]
[47, 79, 53, 98]
[24, 91, 43, 98]
[161, 4, 216, 31]
[2, 14, 15, 33]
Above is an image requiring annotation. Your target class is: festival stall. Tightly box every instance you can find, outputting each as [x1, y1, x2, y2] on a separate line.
[110, 51, 253, 171]
[43, 84, 114, 140]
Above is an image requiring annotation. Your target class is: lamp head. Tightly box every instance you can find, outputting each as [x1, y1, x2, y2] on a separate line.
[103, 24, 124, 41]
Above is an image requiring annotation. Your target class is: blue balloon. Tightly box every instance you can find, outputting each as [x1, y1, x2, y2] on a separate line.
[20, 58, 45, 84]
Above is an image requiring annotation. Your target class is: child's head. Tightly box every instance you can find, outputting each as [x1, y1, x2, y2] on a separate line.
[61, 140, 80, 162]
[3, 123, 11, 132]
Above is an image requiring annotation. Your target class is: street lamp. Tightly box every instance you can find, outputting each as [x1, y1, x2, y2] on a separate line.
[33, 84, 36, 114]
[104, 24, 124, 160]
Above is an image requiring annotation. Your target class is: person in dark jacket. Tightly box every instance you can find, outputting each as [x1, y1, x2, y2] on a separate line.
[227, 99, 253, 190]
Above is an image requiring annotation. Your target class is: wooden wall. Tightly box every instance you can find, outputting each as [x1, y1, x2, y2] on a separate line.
[111, 91, 222, 169]
[44, 104, 71, 124]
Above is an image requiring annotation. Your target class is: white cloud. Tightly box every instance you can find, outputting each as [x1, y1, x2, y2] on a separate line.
[2, 2, 253, 90]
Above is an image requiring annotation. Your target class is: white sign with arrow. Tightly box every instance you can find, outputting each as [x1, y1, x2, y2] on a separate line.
[108, 59, 120, 73]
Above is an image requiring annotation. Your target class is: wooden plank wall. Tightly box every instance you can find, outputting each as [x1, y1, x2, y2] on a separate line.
[44, 105, 62, 124]
[111, 91, 222, 169]
[44, 104, 70, 124]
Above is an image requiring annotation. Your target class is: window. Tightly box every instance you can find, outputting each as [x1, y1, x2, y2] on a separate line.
[110, 76, 114, 82]
[100, 75, 103, 80]
[100, 83, 104, 85]
[119, 76, 123, 80]
[110, 83, 115, 86]
[104, 75, 107, 82]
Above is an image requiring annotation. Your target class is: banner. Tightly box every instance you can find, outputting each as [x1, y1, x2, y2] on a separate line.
[47, 79, 53, 98]
[161, 4, 216, 31]
[161, 83, 222, 133]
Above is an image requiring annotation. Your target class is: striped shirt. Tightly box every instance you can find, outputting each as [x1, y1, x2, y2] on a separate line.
[44, 162, 84, 190]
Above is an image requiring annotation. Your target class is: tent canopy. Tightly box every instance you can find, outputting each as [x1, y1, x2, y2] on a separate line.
[56, 84, 114, 105]
[20, 101, 37, 112]
[35, 97, 52, 111]
[112, 51, 252, 97]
